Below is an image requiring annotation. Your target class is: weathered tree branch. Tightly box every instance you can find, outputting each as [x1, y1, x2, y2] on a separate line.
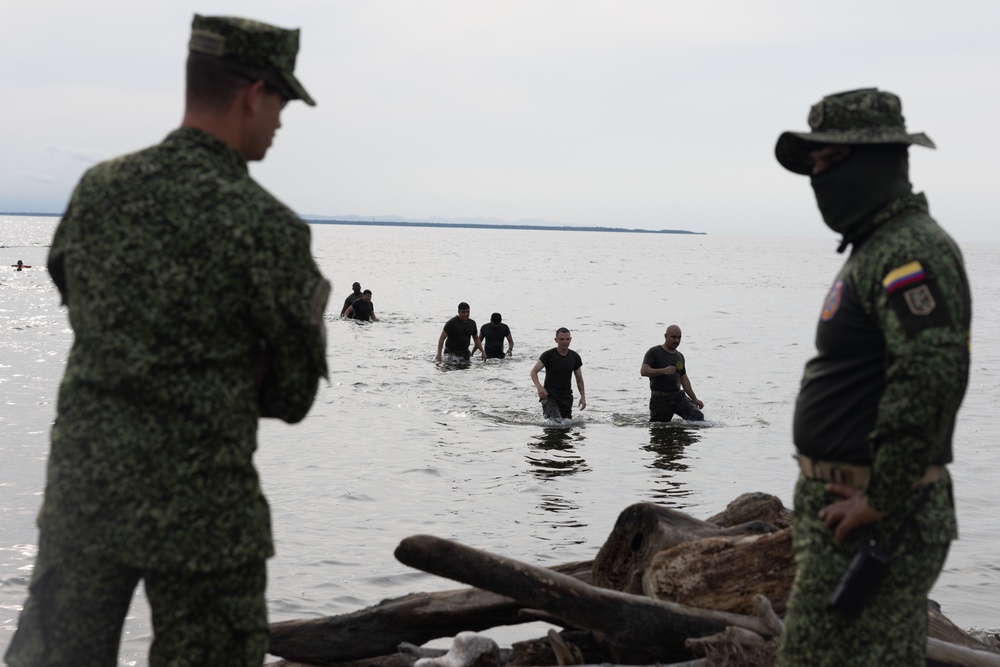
[394, 534, 781, 663]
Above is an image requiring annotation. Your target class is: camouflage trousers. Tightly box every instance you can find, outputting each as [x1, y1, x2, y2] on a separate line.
[5, 535, 268, 667]
[776, 474, 954, 667]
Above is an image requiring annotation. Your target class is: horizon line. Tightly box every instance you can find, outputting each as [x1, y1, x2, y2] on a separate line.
[1, 212, 706, 235]
[306, 218, 705, 235]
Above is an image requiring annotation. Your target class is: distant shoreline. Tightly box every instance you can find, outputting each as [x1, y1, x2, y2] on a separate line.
[306, 219, 705, 235]
[1, 212, 705, 235]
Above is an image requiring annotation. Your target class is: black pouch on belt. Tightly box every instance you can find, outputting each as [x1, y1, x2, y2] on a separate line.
[829, 540, 891, 618]
[828, 485, 932, 618]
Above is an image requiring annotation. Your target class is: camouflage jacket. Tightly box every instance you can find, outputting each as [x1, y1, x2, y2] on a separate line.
[43, 127, 330, 571]
[795, 193, 970, 520]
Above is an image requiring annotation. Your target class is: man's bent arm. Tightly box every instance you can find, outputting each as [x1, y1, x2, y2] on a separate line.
[860, 248, 970, 518]
[530, 361, 547, 398]
[641, 363, 674, 377]
[680, 375, 703, 408]
[472, 334, 485, 361]
[253, 214, 330, 424]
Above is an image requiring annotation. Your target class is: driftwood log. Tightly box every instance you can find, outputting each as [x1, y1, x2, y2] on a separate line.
[643, 528, 795, 615]
[591, 497, 997, 654]
[393, 534, 787, 664]
[593, 497, 785, 594]
[267, 493, 1000, 667]
[705, 492, 794, 530]
[268, 561, 592, 664]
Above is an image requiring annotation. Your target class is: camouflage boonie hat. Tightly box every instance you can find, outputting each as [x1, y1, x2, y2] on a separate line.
[189, 14, 315, 106]
[775, 88, 933, 174]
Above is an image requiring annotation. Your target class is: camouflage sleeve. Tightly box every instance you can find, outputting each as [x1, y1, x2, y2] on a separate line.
[48, 189, 80, 301]
[250, 207, 330, 424]
[859, 237, 970, 516]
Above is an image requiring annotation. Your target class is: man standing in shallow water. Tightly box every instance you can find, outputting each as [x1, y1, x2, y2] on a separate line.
[530, 328, 586, 419]
[345, 289, 378, 321]
[436, 302, 485, 362]
[479, 312, 513, 359]
[340, 281, 363, 317]
[5, 15, 329, 667]
[640, 324, 704, 422]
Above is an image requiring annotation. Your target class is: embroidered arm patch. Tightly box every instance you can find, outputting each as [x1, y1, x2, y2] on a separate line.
[882, 261, 952, 336]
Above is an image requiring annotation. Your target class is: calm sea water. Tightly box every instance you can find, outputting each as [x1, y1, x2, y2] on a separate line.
[2, 215, 998, 665]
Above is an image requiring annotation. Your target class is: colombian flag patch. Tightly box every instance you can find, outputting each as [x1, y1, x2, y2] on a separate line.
[882, 261, 926, 294]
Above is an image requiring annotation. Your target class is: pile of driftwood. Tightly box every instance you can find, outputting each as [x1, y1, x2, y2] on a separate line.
[266, 492, 1000, 667]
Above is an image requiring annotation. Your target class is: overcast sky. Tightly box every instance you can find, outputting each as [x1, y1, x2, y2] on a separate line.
[2, 1, 998, 241]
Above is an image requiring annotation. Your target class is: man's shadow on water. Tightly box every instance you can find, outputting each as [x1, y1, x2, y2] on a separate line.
[526, 427, 590, 479]
[643, 424, 700, 503]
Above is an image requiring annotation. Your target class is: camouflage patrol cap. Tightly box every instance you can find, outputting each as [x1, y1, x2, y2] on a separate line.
[189, 14, 315, 106]
[775, 88, 933, 174]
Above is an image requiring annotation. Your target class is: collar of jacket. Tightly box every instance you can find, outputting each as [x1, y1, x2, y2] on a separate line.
[837, 192, 929, 254]
[165, 126, 249, 175]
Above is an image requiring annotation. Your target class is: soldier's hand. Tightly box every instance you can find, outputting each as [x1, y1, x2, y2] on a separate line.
[819, 484, 886, 545]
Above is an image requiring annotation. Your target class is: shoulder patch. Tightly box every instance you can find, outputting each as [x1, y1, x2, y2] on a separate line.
[882, 261, 925, 295]
[883, 261, 952, 336]
[902, 284, 936, 316]
[821, 279, 843, 322]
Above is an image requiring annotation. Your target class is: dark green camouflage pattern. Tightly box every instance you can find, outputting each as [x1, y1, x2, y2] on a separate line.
[839, 193, 969, 514]
[190, 14, 315, 106]
[776, 88, 935, 174]
[39, 126, 329, 573]
[777, 475, 952, 667]
[6, 535, 267, 667]
[778, 193, 969, 665]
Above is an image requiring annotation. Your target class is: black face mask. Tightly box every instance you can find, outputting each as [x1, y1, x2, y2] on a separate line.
[810, 145, 912, 239]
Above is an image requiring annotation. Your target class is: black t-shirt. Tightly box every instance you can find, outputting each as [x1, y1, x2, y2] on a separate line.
[479, 323, 511, 356]
[642, 346, 686, 393]
[341, 290, 362, 314]
[538, 348, 582, 391]
[793, 270, 887, 463]
[350, 298, 375, 321]
[443, 316, 478, 353]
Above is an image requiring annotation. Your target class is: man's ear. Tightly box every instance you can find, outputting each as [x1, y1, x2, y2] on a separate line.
[238, 79, 266, 115]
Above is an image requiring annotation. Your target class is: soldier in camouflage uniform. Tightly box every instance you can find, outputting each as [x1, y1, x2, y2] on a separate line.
[6, 15, 329, 667]
[774, 89, 971, 665]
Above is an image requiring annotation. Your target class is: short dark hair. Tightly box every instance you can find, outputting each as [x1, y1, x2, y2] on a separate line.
[363, 289, 372, 295]
[458, 302, 470, 311]
[556, 327, 570, 335]
[185, 52, 278, 112]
